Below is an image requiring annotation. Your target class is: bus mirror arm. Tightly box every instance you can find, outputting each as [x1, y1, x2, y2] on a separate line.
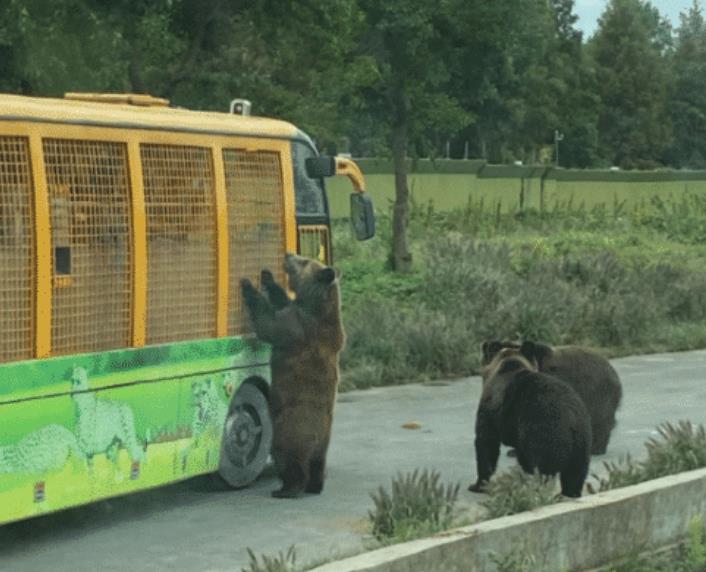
[334, 157, 365, 194]
[334, 157, 375, 241]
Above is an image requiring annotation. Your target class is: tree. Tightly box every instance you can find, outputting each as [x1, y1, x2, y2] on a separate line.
[590, 0, 673, 168]
[357, 0, 470, 272]
[668, 1, 706, 168]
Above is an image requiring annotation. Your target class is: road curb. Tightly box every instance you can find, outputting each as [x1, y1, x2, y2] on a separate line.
[309, 467, 706, 572]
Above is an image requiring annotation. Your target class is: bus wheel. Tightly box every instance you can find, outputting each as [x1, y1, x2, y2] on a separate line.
[218, 382, 272, 488]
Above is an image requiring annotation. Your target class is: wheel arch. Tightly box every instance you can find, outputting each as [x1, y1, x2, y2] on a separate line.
[236, 375, 270, 403]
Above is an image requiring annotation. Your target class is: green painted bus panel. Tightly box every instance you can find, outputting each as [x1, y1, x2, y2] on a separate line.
[0, 337, 272, 525]
[0, 335, 270, 405]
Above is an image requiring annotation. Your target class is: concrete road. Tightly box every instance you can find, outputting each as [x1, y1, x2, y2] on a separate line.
[1, 350, 705, 571]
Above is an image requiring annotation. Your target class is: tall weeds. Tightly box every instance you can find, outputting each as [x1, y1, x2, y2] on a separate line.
[337, 192, 706, 389]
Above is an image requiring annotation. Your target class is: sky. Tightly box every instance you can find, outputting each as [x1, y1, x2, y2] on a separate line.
[573, 0, 698, 37]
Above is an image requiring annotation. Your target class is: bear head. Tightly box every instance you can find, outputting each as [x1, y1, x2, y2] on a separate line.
[480, 340, 546, 383]
[284, 253, 341, 313]
[481, 339, 554, 369]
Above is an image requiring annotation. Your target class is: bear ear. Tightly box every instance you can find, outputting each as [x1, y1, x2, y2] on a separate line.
[519, 341, 537, 360]
[317, 267, 337, 284]
[481, 341, 502, 364]
[520, 341, 552, 367]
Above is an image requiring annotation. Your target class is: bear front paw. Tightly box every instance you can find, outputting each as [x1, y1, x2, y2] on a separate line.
[468, 481, 488, 493]
[241, 278, 258, 303]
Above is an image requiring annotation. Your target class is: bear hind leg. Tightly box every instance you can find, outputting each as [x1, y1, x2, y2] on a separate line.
[272, 454, 310, 499]
[515, 448, 537, 475]
[305, 449, 328, 494]
[591, 417, 615, 455]
[559, 469, 586, 498]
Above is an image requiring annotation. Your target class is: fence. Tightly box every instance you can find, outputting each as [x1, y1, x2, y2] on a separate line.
[326, 159, 706, 218]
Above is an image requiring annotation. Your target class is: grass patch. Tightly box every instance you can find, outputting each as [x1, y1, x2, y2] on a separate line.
[486, 515, 706, 572]
[240, 546, 297, 572]
[607, 515, 706, 572]
[368, 469, 460, 544]
[336, 191, 706, 389]
[593, 421, 706, 492]
[488, 551, 539, 572]
[481, 467, 561, 519]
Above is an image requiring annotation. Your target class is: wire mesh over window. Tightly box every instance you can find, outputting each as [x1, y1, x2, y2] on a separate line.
[298, 225, 331, 265]
[141, 144, 217, 344]
[223, 149, 286, 335]
[43, 139, 132, 355]
[0, 137, 34, 362]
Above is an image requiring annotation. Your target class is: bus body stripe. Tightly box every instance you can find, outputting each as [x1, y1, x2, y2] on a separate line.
[212, 148, 229, 337]
[28, 133, 51, 358]
[128, 140, 147, 347]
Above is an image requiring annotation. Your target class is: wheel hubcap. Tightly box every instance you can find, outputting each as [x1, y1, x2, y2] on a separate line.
[224, 405, 262, 468]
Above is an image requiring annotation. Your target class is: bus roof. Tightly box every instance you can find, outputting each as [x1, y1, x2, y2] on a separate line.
[0, 93, 300, 139]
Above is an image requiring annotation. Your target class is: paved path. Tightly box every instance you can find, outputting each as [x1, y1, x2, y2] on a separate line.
[1, 350, 705, 571]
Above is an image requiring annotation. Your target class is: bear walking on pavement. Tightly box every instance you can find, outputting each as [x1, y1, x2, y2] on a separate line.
[481, 340, 622, 455]
[470, 341, 592, 498]
[241, 253, 344, 498]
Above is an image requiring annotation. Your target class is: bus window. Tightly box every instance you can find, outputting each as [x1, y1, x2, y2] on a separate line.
[0, 136, 34, 362]
[223, 148, 286, 335]
[292, 141, 326, 216]
[140, 144, 217, 345]
[43, 139, 132, 355]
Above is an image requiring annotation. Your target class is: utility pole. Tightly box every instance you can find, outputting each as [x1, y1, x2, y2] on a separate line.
[554, 130, 564, 167]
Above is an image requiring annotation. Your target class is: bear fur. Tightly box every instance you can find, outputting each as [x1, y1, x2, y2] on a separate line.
[481, 340, 622, 455]
[469, 341, 592, 498]
[241, 253, 344, 498]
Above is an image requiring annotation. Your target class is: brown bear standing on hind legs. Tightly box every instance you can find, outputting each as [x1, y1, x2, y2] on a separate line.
[241, 253, 344, 498]
[481, 340, 622, 455]
[469, 341, 592, 498]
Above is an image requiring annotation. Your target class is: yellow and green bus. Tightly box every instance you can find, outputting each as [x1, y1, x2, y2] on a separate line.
[0, 92, 374, 525]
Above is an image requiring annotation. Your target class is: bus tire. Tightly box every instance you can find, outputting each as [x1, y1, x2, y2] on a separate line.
[218, 381, 272, 489]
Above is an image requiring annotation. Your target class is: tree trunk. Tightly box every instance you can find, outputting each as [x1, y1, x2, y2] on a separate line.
[391, 97, 412, 273]
[128, 50, 146, 94]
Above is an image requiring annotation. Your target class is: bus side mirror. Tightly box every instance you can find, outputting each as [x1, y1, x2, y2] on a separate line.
[305, 156, 336, 178]
[350, 192, 375, 241]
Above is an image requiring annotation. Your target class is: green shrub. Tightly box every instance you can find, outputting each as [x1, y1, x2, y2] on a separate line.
[368, 469, 460, 543]
[481, 467, 560, 519]
[594, 421, 706, 492]
[335, 193, 706, 390]
[241, 546, 297, 572]
[642, 421, 706, 479]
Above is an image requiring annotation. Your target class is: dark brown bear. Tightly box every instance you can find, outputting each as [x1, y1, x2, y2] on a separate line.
[241, 253, 344, 498]
[469, 341, 592, 498]
[481, 340, 622, 455]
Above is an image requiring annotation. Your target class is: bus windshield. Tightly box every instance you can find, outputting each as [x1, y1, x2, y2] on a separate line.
[292, 141, 326, 216]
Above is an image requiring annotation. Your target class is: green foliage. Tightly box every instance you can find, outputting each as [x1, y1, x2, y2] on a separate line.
[488, 551, 538, 572]
[1, 0, 705, 167]
[668, 2, 706, 168]
[338, 193, 706, 389]
[607, 516, 706, 572]
[241, 546, 297, 572]
[590, 0, 673, 168]
[481, 467, 560, 519]
[487, 516, 706, 572]
[594, 421, 706, 492]
[368, 469, 460, 543]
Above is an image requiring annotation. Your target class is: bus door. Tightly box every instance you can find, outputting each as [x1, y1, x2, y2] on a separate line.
[291, 141, 331, 264]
